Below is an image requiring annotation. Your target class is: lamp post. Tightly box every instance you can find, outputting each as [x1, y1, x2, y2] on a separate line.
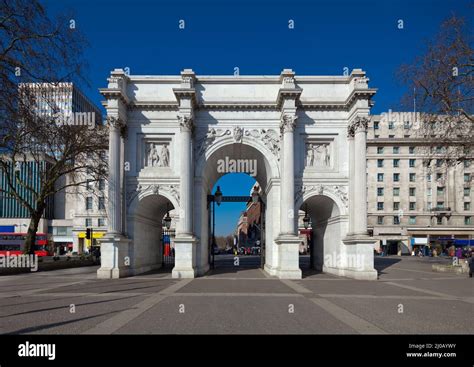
[211, 186, 223, 269]
[214, 186, 223, 206]
[303, 204, 313, 269]
[251, 186, 266, 269]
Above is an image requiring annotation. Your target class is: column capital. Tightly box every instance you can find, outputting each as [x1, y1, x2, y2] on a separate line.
[178, 114, 195, 133]
[106, 116, 127, 138]
[280, 113, 297, 134]
[348, 116, 369, 137]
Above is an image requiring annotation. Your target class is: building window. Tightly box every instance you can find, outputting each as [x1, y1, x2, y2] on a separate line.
[98, 218, 106, 227]
[393, 202, 400, 210]
[409, 202, 416, 211]
[437, 217, 443, 225]
[464, 159, 471, 168]
[98, 197, 105, 210]
[409, 146, 415, 154]
[436, 146, 444, 154]
[427, 202, 432, 210]
[389, 135, 395, 139]
[388, 121, 394, 129]
[393, 173, 400, 182]
[86, 197, 93, 210]
[436, 159, 443, 167]
[437, 201, 444, 209]
[409, 159, 416, 168]
[377, 147, 384, 154]
[377, 216, 384, 225]
[377, 159, 384, 168]
[393, 216, 400, 225]
[464, 202, 471, 211]
[436, 173, 443, 181]
[377, 173, 384, 182]
[393, 187, 400, 196]
[409, 216, 416, 225]
[393, 147, 400, 154]
[377, 187, 384, 196]
[98, 179, 105, 191]
[374, 121, 379, 130]
[464, 187, 471, 197]
[409, 187, 416, 196]
[404, 121, 410, 129]
[427, 174, 432, 182]
[393, 159, 400, 168]
[409, 173, 416, 182]
[377, 202, 384, 211]
[464, 173, 471, 182]
[374, 135, 379, 139]
[437, 187, 445, 195]
[85, 218, 92, 227]
[427, 188, 432, 196]
[86, 180, 93, 191]
[465, 216, 472, 225]
[404, 134, 410, 138]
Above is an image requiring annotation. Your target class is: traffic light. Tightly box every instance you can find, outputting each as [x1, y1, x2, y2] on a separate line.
[86, 228, 91, 240]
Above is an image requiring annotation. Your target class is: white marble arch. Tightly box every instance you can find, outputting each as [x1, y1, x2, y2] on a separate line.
[194, 134, 281, 276]
[97, 67, 379, 280]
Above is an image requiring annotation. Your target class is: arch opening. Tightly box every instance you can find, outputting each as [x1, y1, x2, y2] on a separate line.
[194, 140, 279, 276]
[298, 194, 343, 276]
[127, 193, 177, 274]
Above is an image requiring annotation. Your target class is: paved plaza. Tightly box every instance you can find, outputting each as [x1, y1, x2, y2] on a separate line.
[0, 256, 472, 334]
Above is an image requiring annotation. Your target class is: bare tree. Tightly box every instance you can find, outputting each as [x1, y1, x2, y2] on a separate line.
[398, 15, 473, 167]
[0, 0, 108, 254]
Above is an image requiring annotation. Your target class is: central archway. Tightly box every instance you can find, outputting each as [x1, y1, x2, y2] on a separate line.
[193, 135, 280, 276]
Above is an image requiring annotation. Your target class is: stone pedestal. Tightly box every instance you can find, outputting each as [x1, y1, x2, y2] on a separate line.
[172, 236, 197, 278]
[327, 236, 378, 280]
[274, 235, 302, 279]
[97, 234, 131, 279]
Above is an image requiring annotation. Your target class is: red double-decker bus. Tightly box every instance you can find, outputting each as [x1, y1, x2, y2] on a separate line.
[0, 233, 51, 257]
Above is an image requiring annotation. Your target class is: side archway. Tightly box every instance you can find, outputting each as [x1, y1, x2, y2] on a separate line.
[298, 191, 348, 272]
[127, 190, 177, 275]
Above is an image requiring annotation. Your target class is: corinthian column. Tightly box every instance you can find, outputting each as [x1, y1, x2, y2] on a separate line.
[350, 116, 369, 236]
[280, 113, 297, 235]
[178, 114, 194, 236]
[106, 116, 124, 234]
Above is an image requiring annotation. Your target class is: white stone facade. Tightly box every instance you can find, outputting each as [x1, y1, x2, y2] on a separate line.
[97, 68, 378, 280]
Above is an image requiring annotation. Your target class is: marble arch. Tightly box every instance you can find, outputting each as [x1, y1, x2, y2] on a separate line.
[97, 68, 378, 280]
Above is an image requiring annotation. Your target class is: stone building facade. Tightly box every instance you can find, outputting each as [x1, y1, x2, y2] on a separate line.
[367, 112, 474, 254]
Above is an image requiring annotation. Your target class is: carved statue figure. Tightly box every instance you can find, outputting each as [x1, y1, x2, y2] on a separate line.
[159, 144, 169, 167]
[147, 143, 159, 167]
[306, 144, 314, 166]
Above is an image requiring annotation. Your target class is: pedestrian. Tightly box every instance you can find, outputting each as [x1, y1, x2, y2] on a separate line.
[468, 253, 474, 278]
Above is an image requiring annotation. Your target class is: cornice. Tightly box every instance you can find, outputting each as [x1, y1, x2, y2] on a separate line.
[99, 88, 130, 105]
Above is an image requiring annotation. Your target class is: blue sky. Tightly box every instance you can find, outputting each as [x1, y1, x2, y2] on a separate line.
[44, 0, 470, 235]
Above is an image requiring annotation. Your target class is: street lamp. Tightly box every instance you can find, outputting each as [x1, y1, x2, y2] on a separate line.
[251, 185, 260, 204]
[303, 204, 311, 229]
[214, 186, 223, 206]
[162, 203, 172, 229]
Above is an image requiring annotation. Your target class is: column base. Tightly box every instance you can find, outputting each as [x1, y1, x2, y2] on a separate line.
[337, 235, 378, 280]
[97, 234, 131, 279]
[172, 235, 197, 279]
[196, 263, 210, 277]
[274, 234, 302, 279]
